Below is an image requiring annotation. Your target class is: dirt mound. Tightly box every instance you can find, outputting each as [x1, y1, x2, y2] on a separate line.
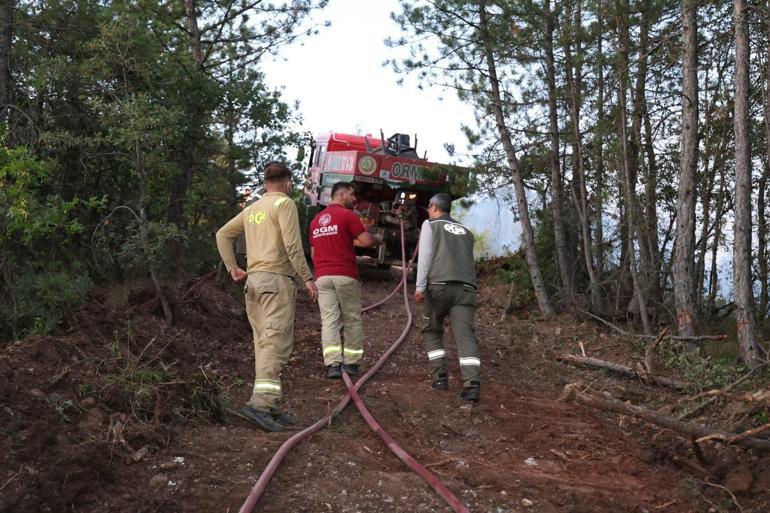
[1, 271, 768, 513]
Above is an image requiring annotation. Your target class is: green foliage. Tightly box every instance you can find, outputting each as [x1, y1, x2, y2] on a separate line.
[2, 0, 328, 337]
[531, 205, 561, 295]
[77, 383, 94, 398]
[180, 369, 223, 421]
[115, 220, 186, 278]
[1, 267, 93, 339]
[753, 410, 769, 426]
[0, 143, 104, 242]
[46, 393, 77, 423]
[479, 252, 535, 308]
[1, 143, 102, 341]
[662, 341, 737, 388]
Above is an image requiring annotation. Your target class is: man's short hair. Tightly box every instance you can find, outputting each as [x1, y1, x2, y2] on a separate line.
[264, 161, 292, 183]
[429, 193, 451, 213]
[331, 181, 354, 198]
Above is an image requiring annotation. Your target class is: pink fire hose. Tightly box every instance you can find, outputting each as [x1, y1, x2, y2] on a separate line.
[238, 221, 470, 513]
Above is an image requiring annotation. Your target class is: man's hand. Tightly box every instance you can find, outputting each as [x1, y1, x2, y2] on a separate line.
[230, 267, 247, 282]
[414, 290, 425, 304]
[305, 280, 318, 301]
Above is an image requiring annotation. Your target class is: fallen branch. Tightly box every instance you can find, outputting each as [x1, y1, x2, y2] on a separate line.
[559, 384, 770, 451]
[557, 353, 689, 390]
[643, 327, 669, 375]
[696, 479, 743, 513]
[576, 308, 726, 342]
[181, 270, 217, 299]
[678, 366, 766, 421]
[671, 455, 713, 479]
[696, 421, 770, 444]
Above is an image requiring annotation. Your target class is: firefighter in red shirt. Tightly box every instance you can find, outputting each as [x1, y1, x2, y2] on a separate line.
[310, 182, 382, 378]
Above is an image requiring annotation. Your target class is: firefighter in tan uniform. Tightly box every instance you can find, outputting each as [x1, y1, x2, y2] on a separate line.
[216, 162, 318, 432]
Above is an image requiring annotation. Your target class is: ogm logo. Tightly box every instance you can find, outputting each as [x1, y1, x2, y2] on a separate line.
[358, 156, 377, 176]
[248, 211, 266, 224]
[319, 213, 332, 227]
[444, 223, 467, 236]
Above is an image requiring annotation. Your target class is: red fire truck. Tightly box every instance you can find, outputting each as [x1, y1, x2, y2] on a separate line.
[303, 131, 469, 266]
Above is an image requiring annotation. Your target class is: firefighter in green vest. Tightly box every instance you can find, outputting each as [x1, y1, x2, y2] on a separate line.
[216, 161, 318, 431]
[414, 193, 480, 402]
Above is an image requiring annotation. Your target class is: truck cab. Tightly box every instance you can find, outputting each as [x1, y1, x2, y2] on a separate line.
[303, 131, 467, 266]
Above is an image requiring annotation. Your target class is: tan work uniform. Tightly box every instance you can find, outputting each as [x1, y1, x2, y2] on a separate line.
[216, 191, 313, 412]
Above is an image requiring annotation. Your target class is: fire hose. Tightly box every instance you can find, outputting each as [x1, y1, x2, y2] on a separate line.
[238, 220, 470, 513]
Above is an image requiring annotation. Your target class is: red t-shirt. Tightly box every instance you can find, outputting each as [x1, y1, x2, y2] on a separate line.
[310, 204, 367, 279]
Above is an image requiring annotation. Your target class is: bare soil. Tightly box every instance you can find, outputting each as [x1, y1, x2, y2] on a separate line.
[2, 268, 769, 513]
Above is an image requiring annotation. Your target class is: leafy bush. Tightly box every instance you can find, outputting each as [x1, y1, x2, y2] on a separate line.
[1, 267, 93, 339]
[117, 219, 186, 277]
[662, 340, 737, 388]
[1, 141, 102, 342]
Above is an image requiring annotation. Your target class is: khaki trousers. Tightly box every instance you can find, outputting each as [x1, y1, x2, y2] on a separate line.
[422, 282, 480, 387]
[316, 275, 364, 366]
[244, 272, 296, 411]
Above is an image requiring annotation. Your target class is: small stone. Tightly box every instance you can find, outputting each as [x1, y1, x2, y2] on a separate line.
[521, 498, 534, 507]
[160, 461, 178, 471]
[524, 457, 537, 466]
[30, 389, 45, 398]
[79, 397, 97, 409]
[149, 474, 169, 490]
[131, 446, 149, 462]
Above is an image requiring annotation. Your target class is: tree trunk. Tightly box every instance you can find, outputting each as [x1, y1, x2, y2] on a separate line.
[642, 106, 660, 300]
[733, 0, 763, 369]
[563, 0, 599, 309]
[544, 0, 574, 305]
[479, 2, 554, 318]
[168, 0, 204, 226]
[707, 165, 726, 310]
[183, 0, 203, 68]
[695, 59, 729, 305]
[0, 0, 13, 124]
[757, 165, 770, 322]
[617, 0, 651, 335]
[630, 3, 656, 314]
[673, 0, 699, 339]
[760, 6, 770, 320]
[637, 4, 661, 308]
[594, 2, 605, 276]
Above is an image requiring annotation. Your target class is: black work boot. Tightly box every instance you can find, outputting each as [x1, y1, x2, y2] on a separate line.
[272, 411, 296, 427]
[460, 381, 480, 402]
[431, 372, 449, 391]
[342, 363, 360, 377]
[327, 364, 342, 379]
[240, 406, 284, 432]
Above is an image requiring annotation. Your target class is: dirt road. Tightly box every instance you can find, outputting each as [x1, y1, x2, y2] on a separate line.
[2, 271, 767, 512]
